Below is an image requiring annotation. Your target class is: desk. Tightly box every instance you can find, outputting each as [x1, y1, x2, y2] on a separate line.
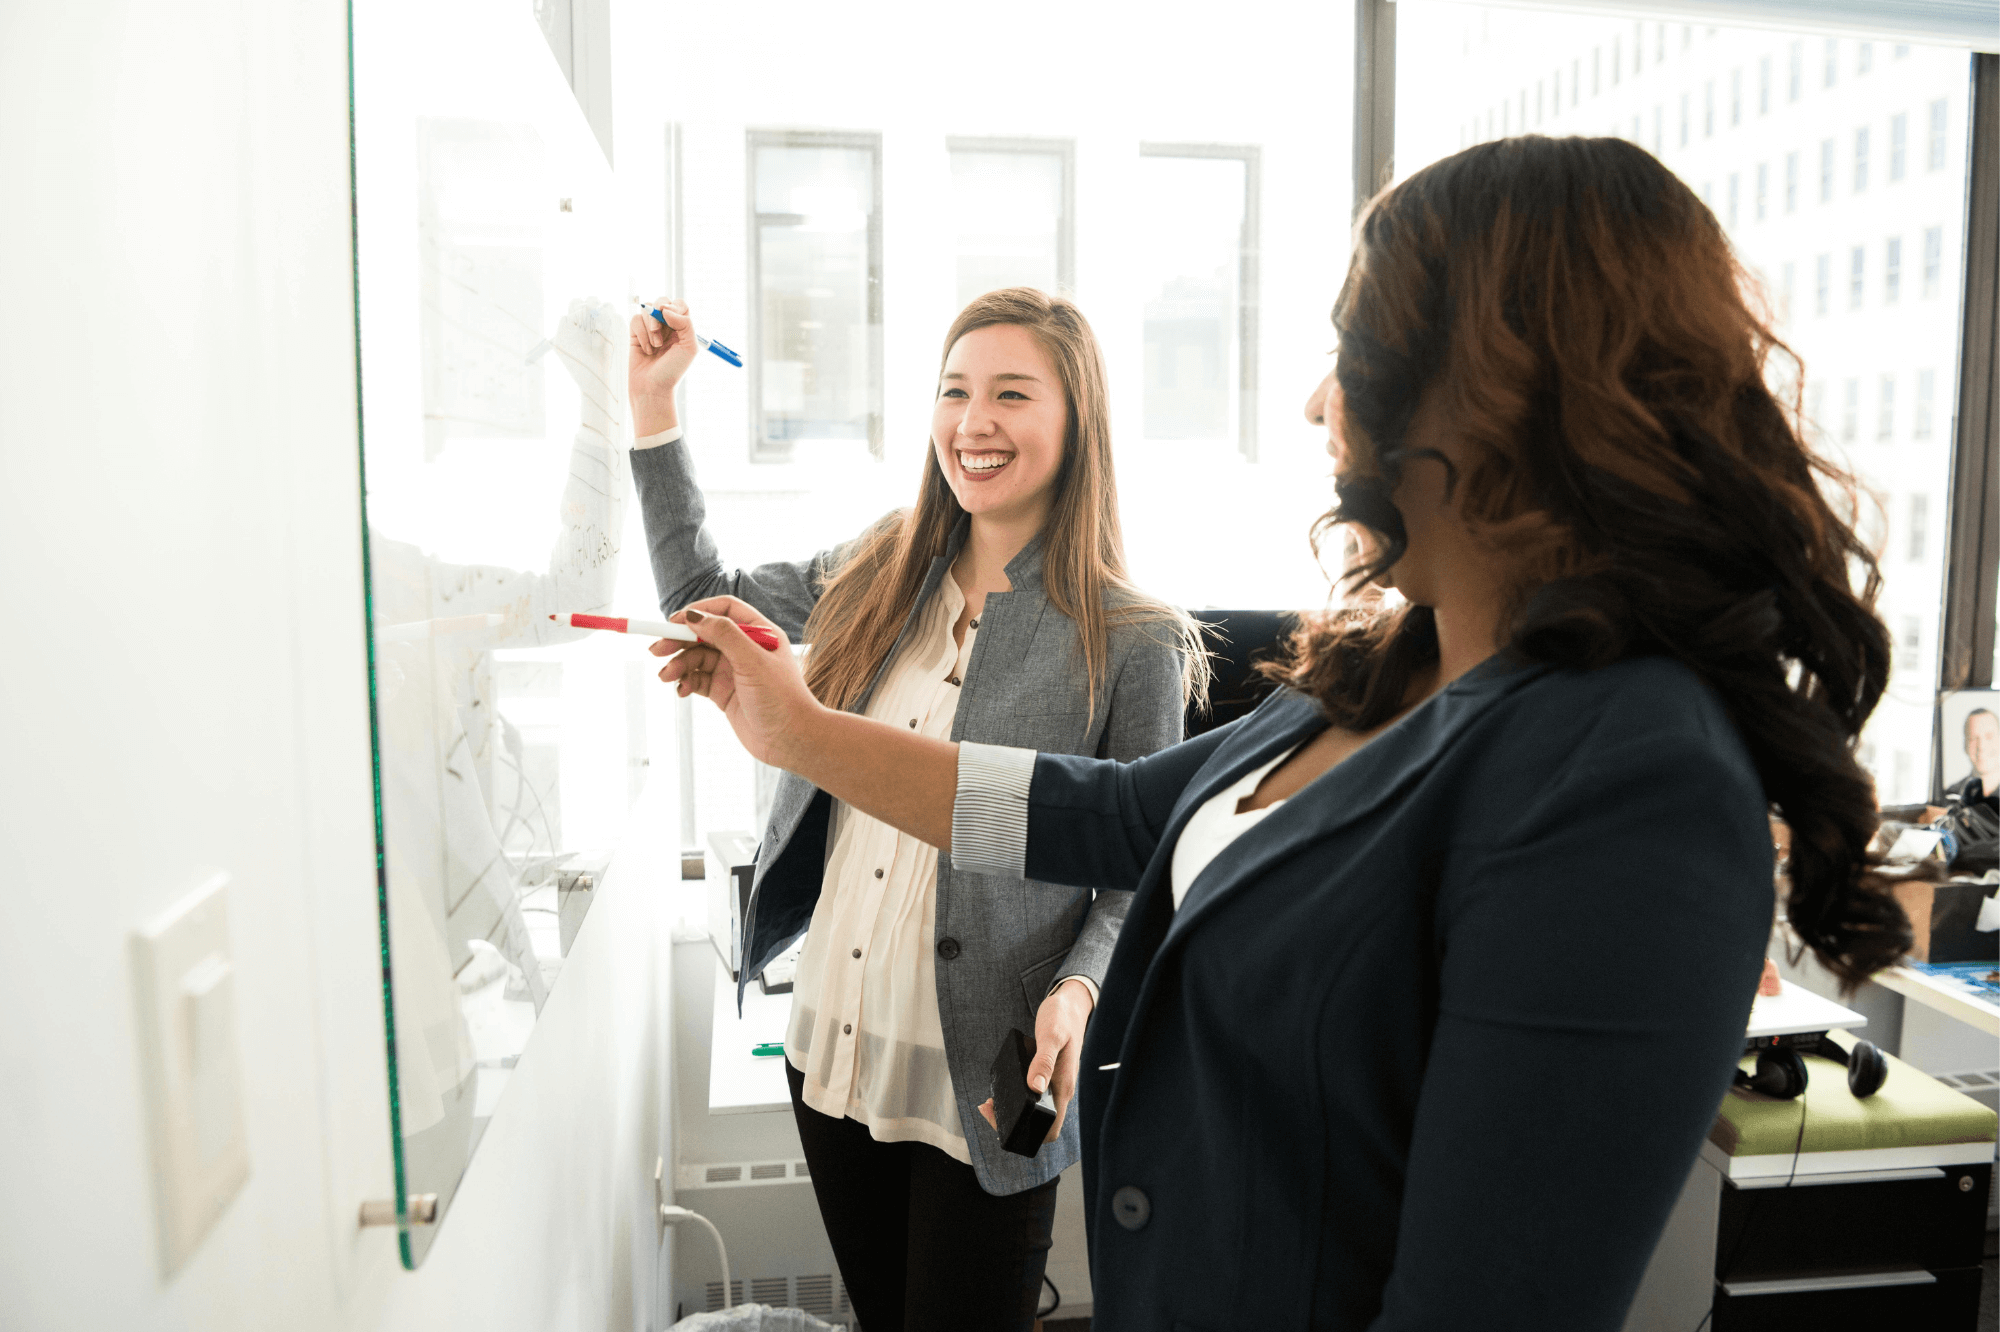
[1873, 965, 2000, 1038]
[707, 956, 795, 1115]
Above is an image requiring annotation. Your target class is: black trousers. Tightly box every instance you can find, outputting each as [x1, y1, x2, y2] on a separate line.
[786, 1061, 1059, 1332]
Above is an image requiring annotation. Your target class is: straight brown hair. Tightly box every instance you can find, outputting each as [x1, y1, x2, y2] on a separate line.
[800, 288, 1205, 718]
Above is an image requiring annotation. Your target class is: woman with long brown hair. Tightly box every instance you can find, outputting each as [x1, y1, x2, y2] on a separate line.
[627, 287, 1201, 1327]
[652, 137, 1911, 1328]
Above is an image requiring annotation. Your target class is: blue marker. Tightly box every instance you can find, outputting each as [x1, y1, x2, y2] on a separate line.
[640, 301, 742, 367]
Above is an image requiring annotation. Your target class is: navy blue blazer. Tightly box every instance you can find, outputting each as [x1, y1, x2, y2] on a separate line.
[1027, 654, 1771, 1330]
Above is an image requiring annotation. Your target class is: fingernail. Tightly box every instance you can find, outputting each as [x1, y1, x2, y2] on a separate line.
[685, 608, 706, 623]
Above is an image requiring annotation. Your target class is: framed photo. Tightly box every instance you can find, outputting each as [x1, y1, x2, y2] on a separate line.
[1937, 688, 2000, 797]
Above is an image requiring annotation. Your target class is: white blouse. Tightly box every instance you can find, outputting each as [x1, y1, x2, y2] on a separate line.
[1168, 744, 1301, 908]
[785, 573, 979, 1161]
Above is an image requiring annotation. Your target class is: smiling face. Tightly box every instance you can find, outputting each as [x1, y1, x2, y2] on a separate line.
[932, 323, 1068, 529]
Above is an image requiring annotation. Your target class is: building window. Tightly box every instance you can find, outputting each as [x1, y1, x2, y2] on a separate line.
[1896, 44, 1910, 58]
[1630, 114, 1641, 144]
[1781, 261, 1795, 318]
[1755, 163, 1768, 221]
[1824, 37, 1839, 88]
[1923, 225, 1942, 298]
[1656, 22, 1666, 62]
[747, 131, 883, 462]
[1137, 145, 1260, 458]
[1928, 99, 1948, 170]
[1727, 173, 1740, 228]
[1819, 139, 1834, 202]
[1853, 127, 1869, 192]
[1593, 47, 1601, 96]
[1652, 105, 1663, 154]
[1679, 93, 1690, 147]
[1758, 55, 1772, 114]
[1877, 375, 1895, 439]
[1889, 113, 1907, 181]
[1536, 79, 1544, 125]
[1898, 616, 1921, 672]
[1849, 245, 1865, 308]
[1841, 377, 1859, 441]
[1907, 494, 1928, 562]
[946, 138, 1074, 309]
[1858, 41, 1873, 75]
[1788, 40, 1803, 101]
[1572, 58, 1581, 108]
[1914, 369, 1935, 438]
[1884, 236, 1902, 303]
[1704, 81, 1715, 136]
[1815, 253, 1830, 315]
[1785, 151, 1799, 211]
[1612, 37, 1621, 86]
[1730, 69, 1743, 126]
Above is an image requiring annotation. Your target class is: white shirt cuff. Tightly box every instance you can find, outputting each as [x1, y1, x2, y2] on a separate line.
[633, 424, 684, 450]
[951, 742, 1036, 878]
[1050, 975, 1100, 1007]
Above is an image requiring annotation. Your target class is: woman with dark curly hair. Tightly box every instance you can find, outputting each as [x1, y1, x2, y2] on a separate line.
[652, 136, 1910, 1329]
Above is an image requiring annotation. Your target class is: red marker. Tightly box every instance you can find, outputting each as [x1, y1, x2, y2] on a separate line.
[549, 612, 785, 652]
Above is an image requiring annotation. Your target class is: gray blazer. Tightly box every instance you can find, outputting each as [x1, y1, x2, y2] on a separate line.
[631, 438, 1186, 1194]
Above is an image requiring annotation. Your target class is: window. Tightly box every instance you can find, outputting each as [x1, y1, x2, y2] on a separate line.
[1758, 55, 1771, 114]
[1755, 162, 1768, 221]
[1928, 99, 1948, 169]
[1784, 151, 1798, 211]
[1884, 237, 1901, 303]
[1630, 114, 1640, 144]
[1915, 369, 1935, 438]
[947, 138, 1074, 308]
[1819, 139, 1834, 202]
[1824, 37, 1838, 88]
[1849, 245, 1865, 308]
[1572, 58, 1581, 108]
[1703, 81, 1715, 137]
[1656, 22, 1665, 63]
[1679, 93, 1690, 147]
[1858, 41, 1873, 75]
[1781, 260, 1795, 318]
[1788, 40, 1803, 101]
[1730, 69, 1742, 126]
[1814, 253, 1830, 316]
[748, 132, 883, 462]
[1136, 145, 1259, 457]
[1877, 374, 1894, 439]
[1898, 616, 1922, 673]
[1536, 80, 1544, 125]
[1923, 225, 1942, 298]
[1841, 377, 1859, 441]
[1727, 173, 1739, 229]
[1652, 105, 1663, 154]
[1592, 48, 1601, 95]
[1908, 494, 1929, 562]
[1552, 68, 1562, 114]
[1612, 37, 1621, 86]
[1889, 113, 1907, 181]
[1853, 127, 1869, 192]
[1896, 44, 1910, 58]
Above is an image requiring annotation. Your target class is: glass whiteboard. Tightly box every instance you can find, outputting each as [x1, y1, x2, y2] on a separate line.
[351, 0, 654, 1267]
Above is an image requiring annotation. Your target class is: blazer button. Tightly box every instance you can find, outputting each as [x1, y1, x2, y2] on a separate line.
[969, 617, 980, 629]
[1111, 1186, 1150, 1231]
[936, 937, 961, 961]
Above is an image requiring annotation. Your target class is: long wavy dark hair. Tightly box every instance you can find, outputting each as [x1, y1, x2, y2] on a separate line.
[1263, 136, 1908, 987]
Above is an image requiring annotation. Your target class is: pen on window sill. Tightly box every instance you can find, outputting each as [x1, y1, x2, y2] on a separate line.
[638, 299, 742, 367]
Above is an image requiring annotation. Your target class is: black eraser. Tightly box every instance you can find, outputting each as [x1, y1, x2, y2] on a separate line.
[991, 1028, 1058, 1157]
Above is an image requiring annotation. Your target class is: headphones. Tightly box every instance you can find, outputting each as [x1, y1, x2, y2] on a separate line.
[1734, 1033, 1888, 1100]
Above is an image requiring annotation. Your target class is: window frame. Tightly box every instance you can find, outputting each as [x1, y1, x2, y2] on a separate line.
[743, 127, 885, 464]
[943, 135, 1077, 301]
[1138, 140, 1263, 461]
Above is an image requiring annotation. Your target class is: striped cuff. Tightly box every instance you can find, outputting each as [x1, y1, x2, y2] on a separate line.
[633, 424, 684, 449]
[951, 742, 1037, 877]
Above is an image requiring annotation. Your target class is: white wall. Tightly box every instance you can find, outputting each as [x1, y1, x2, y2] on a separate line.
[0, 3, 676, 1328]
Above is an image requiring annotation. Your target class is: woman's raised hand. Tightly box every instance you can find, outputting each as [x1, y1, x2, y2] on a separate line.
[650, 597, 818, 769]
[628, 297, 699, 436]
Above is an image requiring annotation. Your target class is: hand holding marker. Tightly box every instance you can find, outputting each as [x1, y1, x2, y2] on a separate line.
[550, 612, 783, 653]
[638, 299, 741, 367]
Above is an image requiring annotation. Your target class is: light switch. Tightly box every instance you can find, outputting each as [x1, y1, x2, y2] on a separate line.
[132, 871, 249, 1276]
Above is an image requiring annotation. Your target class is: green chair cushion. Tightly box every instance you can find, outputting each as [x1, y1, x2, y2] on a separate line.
[1710, 1034, 1998, 1158]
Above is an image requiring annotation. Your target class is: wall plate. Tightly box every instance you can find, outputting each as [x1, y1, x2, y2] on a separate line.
[132, 870, 249, 1276]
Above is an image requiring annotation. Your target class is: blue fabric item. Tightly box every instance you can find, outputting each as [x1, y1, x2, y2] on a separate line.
[1031, 654, 1773, 1331]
